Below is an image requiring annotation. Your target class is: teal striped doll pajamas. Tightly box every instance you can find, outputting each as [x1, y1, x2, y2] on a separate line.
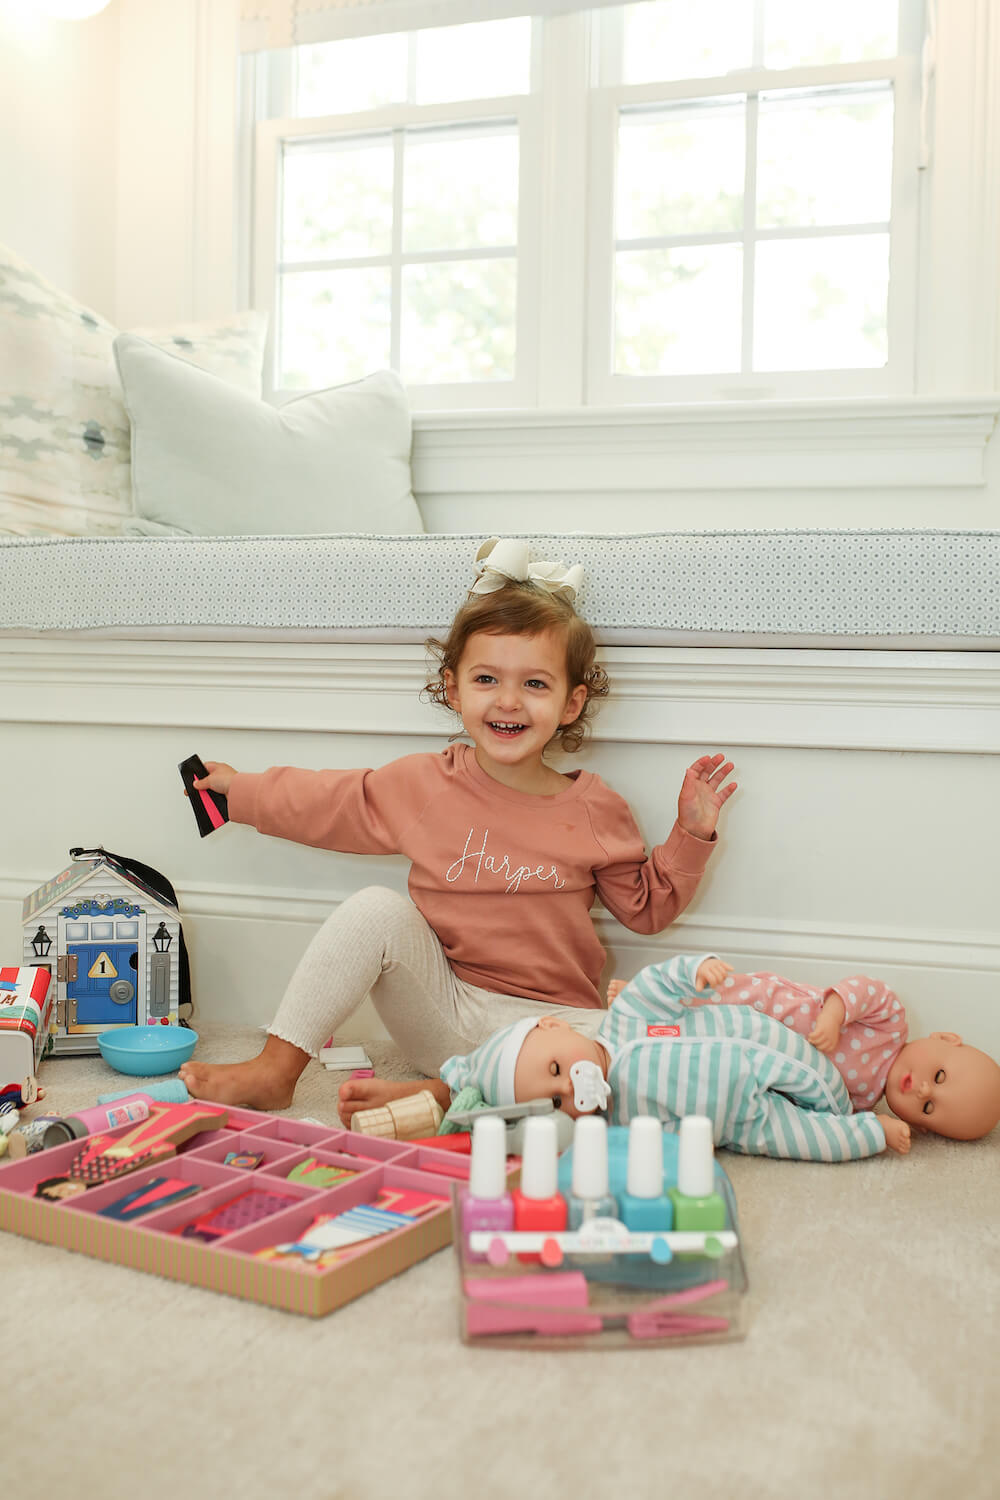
[598, 955, 887, 1160]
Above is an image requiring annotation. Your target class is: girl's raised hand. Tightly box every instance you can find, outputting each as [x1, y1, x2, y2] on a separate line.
[192, 761, 237, 797]
[677, 753, 738, 841]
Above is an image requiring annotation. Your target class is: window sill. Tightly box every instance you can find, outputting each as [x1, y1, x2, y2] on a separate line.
[412, 395, 1000, 493]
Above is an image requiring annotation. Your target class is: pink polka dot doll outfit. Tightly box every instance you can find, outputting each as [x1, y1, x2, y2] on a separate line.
[711, 972, 908, 1111]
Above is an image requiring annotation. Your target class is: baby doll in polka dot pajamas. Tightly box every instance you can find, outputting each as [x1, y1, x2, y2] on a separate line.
[608, 959, 1000, 1154]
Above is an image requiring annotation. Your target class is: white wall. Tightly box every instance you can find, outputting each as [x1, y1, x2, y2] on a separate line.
[1, 640, 996, 1058]
[0, 0, 119, 317]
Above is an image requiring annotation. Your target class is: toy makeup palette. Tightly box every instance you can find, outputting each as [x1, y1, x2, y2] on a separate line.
[0, 1103, 472, 1317]
[452, 1121, 750, 1350]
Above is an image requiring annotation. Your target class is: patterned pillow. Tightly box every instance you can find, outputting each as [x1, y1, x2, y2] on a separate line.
[0, 241, 266, 537]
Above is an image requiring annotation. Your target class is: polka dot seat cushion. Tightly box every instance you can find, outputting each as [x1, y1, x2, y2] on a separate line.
[0, 529, 996, 648]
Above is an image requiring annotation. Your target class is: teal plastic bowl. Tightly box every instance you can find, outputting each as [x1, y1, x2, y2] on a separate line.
[97, 1025, 198, 1076]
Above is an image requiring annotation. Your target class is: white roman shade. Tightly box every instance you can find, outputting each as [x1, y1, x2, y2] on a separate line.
[240, 0, 629, 50]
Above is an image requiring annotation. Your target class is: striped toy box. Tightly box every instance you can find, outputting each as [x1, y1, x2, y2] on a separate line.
[0, 967, 54, 1105]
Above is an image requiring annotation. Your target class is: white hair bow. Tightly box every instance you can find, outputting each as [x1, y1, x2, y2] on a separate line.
[471, 537, 584, 603]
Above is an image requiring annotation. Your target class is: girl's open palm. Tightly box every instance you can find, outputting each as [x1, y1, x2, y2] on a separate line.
[677, 753, 738, 841]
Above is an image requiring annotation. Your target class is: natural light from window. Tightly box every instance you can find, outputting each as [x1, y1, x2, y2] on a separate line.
[251, 0, 918, 404]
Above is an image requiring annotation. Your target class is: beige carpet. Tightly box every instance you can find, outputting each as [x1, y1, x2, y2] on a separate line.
[1, 1022, 996, 1500]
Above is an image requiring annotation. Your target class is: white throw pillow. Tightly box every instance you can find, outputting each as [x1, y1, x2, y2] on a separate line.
[115, 333, 422, 537]
[0, 240, 267, 537]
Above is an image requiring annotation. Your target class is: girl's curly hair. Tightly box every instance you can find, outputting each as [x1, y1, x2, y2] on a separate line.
[425, 581, 609, 754]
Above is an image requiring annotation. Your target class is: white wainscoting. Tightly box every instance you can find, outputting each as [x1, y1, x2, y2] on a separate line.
[1, 639, 997, 1055]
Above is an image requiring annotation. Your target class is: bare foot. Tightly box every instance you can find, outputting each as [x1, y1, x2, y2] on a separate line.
[179, 1034, 309, 1112]
[338, 1076, 444, 1128]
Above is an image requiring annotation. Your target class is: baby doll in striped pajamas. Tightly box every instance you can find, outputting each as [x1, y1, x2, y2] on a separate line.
[428, 955, 1000, 1161]
[585, 957, 1000, 1154]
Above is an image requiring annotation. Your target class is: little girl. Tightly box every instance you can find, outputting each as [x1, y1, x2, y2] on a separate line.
[179, 537, 738, 1112]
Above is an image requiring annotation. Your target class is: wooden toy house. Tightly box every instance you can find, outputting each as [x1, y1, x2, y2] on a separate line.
[22, 851, 181, 1056]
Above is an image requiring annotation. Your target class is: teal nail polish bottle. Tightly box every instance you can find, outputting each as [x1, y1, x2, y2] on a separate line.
[619, 1116, 673, 1231]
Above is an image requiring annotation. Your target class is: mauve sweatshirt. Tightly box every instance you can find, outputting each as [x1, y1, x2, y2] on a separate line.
[228, 743, 716, 1009]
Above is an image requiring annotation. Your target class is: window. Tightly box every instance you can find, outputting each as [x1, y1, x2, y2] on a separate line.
[246, 2, 926, 409]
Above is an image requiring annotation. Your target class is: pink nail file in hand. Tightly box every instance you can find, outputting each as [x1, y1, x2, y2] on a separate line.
[179, 754, 229, 838]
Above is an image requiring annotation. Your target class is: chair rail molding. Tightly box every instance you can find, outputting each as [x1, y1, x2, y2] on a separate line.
[2, 639, 998, 755]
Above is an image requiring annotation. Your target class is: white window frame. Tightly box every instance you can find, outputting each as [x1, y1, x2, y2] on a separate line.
[248, 5, 926, 411]
[585, 57, 921, 404]
[252, 30, 545, 408]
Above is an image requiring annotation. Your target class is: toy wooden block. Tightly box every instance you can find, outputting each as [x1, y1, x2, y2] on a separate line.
[0, 1104, 470, 1317]
[351, 1090, 445, 1140]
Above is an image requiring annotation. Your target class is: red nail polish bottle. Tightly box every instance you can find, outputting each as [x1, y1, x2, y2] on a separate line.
[511, 1115, 567, 1264]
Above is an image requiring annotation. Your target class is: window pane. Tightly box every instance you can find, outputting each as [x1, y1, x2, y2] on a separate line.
[278, 267, 391, 388]
[617, 100, 744, 241]
[614, 245, 742, 374]
[757, 87, 893, 229]
[415, 18, 531, 105]
[622, 0, 753, 84]
[282, 139, 393, 261]
[754, 234, 889, 370]
[401, 259, 516, 382]
[403, 128, 518, 254]
[763, 0, 898, 69]
[294, 35, 408, 116]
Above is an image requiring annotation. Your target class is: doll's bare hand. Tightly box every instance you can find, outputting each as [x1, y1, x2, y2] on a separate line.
[677, 753, 738, 841]
[192, 761, 237, 797]
[695, 958, 733, 991]
[807, 993, 846, 1054]
[606, 978, 627, 1005]
[880, 1116, 911, 1155]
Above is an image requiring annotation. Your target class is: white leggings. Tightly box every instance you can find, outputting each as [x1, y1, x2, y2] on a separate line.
[267, 885, 604, 1077]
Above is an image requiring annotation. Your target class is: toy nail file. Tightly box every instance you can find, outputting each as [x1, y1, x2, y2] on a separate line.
[97, 1176, 202, 1222]
[569, 1060, 612, 1114]
[178, 754, 229, 838]
[627, 1313, 731, 1340]
[469, 1223, 737, 1265]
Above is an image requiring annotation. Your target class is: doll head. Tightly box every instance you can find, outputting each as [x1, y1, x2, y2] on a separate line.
[425, 542, 609, 754]
[440, 1014, 610, 1118]
[513, 1016, 611, 1118]
[883, 1033, 1000, 1140]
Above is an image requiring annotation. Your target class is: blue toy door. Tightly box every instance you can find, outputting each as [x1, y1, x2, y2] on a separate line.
[67, 943, 138, 1026]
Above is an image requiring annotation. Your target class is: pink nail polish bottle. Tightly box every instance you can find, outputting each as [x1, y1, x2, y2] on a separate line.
[462, 1115, 514, 1261]
[511, 1115, 567, 1263]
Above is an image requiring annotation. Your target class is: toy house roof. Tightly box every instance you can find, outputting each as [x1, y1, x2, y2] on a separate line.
[22, 853, 179, 924]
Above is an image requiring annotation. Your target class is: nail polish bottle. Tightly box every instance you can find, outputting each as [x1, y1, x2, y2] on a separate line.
[619, 1116, 673, 1232]
[462, 1115, 514, 1261]
[511, 1115, 567, 1263]
[567, 1115, 618, 1230]
[667, 1115, 726, 1231]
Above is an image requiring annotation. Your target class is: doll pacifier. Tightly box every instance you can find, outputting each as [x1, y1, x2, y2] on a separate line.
[569, 1060, 612, 1113]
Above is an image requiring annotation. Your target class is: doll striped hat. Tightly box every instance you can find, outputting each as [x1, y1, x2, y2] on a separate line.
[439, 1016, 540, 1108]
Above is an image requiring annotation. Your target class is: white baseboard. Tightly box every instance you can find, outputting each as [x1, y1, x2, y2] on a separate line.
[3, 877, 997, 1052]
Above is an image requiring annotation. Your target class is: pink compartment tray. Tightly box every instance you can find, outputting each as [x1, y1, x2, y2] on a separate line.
[0, 1103, 471, 1317]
